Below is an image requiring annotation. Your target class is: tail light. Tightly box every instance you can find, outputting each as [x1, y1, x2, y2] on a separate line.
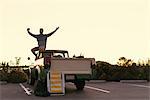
[44, 57, 51, 65]
[44, 57, 51, 70]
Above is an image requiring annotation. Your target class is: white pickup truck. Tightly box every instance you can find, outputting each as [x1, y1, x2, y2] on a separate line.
[28, 50, 96, 90]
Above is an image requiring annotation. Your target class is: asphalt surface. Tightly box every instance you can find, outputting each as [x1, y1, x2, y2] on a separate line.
[0, 82, 149, 100]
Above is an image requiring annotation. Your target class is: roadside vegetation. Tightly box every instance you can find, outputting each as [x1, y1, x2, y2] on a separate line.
[0, 58, 28, 83]
[92, 57, 150, 81]
[0, 69, 28, 83]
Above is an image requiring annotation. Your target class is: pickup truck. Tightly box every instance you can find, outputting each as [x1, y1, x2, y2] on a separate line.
[28, 50, 96, 90]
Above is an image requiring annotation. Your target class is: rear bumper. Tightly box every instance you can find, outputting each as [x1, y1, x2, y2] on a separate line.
[65, 74, 91, 82]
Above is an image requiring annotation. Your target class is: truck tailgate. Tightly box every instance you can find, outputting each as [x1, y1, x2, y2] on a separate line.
[50, 58, 92, 74]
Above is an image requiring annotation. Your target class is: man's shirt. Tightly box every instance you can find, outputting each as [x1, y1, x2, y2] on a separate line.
[34, 34, 48, 48]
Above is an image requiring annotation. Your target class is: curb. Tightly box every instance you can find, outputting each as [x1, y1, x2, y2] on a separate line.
[86, 80, 148, 83]
[120, 80, 148, 83]
[86, 80, 106, 83]
[0, 81, 7, 85]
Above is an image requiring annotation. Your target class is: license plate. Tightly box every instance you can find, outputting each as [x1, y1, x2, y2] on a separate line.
[66, 75, 75, 80]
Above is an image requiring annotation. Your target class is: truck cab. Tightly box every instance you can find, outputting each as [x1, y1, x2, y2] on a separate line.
[37, 50, 69, 58]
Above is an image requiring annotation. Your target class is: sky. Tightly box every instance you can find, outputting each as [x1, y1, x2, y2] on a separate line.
[0, 0, 150, 65]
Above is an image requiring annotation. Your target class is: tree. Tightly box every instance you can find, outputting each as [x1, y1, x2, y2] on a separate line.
[15, 57, 21, 66]
[117, 57, 133, 67]
[15, 57, 21, 71]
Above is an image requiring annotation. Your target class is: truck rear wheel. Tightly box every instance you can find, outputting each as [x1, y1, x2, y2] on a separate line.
[74, 80, 85, 90]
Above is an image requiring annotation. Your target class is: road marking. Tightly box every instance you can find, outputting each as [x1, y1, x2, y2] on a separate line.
[128, 84, 150, 89]
[68, 83, 110, 93]
[19, 83, 32, 96]
[85, 85, 110, 94]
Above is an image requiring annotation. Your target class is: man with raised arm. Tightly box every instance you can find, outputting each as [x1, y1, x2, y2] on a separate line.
[27, 27, 59, 58]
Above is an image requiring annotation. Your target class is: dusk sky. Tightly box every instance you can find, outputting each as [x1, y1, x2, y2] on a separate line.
[0, 0, 150, 65]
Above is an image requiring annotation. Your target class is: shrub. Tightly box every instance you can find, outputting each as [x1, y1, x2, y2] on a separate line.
[34, 69, 49, 96]
[0, 70, 8, 81]
[92, 61, 150, 81]
[8, 70, 28, 83]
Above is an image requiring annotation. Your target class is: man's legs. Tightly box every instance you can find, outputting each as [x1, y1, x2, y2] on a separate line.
[31, 47, 39, 57]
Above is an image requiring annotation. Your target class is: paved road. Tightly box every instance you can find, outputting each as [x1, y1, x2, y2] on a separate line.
[0, 82, 149, 100]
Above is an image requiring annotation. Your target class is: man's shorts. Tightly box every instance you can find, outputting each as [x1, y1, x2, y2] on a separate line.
[39, 46, 45, 52]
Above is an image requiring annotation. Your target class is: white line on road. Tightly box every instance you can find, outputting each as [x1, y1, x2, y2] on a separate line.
[68, 83, 110, 93]
[85, 85, 110, 94]
[128, 84, 150, 89]
[19, 83, 32, 96]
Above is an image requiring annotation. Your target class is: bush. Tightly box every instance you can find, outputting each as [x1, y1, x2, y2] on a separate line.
[92, 61, 150, 81]
[0, 70, 8, 81]
[34, 79, 49, 96]
[34, 69, 49, 96]
[8, 70, 28, 83]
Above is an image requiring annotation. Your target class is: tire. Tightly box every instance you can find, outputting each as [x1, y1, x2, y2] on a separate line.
[74, 80, 85, 90]
[27, 69, 34, 85]
[29, 69, 38, 85]
[29, 76, 36, 85]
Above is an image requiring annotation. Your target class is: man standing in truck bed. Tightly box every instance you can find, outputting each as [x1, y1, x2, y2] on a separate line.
[27, 27, 59, 58]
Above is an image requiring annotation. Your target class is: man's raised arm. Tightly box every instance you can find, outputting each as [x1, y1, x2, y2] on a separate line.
[46, 27, 59, 37]
[27, 28, 37, 38]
